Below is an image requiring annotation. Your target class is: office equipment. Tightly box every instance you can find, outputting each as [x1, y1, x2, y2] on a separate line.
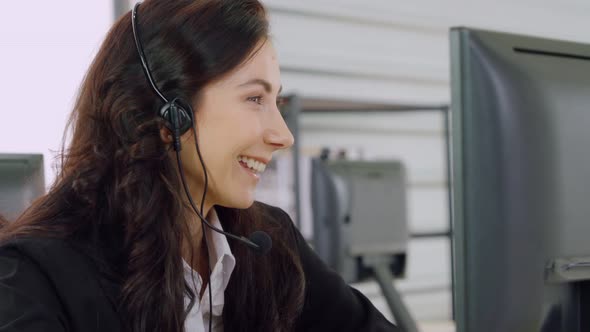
[451, 27, 590, 332]
[0, 154, 45, 220]
[311, 157, 416, 331]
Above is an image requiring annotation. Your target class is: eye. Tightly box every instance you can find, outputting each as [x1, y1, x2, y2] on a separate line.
[276, 96, 287, 107]
[247, 96, 263, 105]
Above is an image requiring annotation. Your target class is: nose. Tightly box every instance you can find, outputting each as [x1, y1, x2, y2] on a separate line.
[263, 109, 295, 150]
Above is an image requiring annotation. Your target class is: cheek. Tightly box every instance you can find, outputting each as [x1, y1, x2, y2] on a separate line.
[199, 112, 263, 203]
[213, 162, 256, 208]
[225, 121, 264, 151]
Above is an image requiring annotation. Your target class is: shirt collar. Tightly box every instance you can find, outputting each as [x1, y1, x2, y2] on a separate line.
[182, 207, 236, 304]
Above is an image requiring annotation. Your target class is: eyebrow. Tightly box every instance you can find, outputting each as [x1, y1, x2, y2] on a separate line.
[238, 78, 283, 94]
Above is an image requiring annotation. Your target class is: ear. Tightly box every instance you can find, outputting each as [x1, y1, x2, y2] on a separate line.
[159, 127, 173, 144]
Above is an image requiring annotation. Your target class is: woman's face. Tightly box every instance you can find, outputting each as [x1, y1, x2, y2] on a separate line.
[176, 41, 293, 211]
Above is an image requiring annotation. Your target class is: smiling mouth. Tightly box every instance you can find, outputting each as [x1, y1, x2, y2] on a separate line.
[238, 155, 267, 174]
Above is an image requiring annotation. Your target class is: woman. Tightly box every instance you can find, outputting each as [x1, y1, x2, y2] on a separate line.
[0, 0, 398, 331]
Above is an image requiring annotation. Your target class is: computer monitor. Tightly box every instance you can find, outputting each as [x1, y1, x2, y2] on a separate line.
[310, 157, 419, 330]
[310, 157, 409, 283]
[0, 154, 45, 220]
[450, 27, 590, 331]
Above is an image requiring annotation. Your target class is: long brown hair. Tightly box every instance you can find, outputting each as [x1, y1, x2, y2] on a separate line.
[0, 1, 304, 331]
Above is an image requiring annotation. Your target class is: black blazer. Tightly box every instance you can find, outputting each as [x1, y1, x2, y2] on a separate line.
[0, 204, 398, 331]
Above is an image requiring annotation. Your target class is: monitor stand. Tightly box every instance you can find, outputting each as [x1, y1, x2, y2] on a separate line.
[363, 255, 419, 332]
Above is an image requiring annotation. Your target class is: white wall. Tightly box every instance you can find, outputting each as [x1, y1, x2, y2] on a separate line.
[266, 0, 590, 105]
[0, 1, 113, 186]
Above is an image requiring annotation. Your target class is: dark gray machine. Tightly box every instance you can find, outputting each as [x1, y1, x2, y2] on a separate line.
[451, 27, 590, 332]
[311, 157, 416, 331]
[0, 154, 45, 220]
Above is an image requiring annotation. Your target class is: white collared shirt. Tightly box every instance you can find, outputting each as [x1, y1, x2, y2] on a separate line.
[183, 207, 236, 332]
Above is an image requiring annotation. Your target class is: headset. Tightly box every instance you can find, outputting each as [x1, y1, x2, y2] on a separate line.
[131, 3, 272, 331]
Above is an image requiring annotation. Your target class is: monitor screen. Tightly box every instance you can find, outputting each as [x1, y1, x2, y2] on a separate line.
[450, 27, 590, 332]
[0, 154, 45, 220]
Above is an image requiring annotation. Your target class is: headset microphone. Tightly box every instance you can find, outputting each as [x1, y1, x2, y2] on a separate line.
[248, 231, 273, 255]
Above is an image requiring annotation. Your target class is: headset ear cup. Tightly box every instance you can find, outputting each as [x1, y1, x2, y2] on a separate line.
[159, 101, 193, 135]
[175, 106, 193, 135]
[173, 98, 195, 134]
[159, 102, 174, 131]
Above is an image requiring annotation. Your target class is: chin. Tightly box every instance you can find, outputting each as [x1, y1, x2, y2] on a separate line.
[222, 195, 255, 210]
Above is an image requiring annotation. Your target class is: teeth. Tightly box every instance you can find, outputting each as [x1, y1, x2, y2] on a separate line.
[238, 155, 266, 173]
